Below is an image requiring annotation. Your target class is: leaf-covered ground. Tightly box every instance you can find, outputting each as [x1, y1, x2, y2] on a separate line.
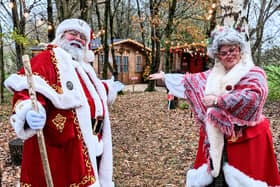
[0, 91, 279, 186]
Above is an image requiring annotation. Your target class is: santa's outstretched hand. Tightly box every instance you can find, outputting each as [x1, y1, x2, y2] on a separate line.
[110, 76, 125, 92]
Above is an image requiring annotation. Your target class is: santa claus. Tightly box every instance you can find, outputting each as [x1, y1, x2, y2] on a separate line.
[5, 18, 123, 187]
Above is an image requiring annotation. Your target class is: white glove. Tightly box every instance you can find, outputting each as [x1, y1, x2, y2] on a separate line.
[26, 107, 46, 130]
[113, 81, 124, 92]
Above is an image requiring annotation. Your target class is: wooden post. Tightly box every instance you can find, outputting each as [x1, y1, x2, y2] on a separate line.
[132, 80, 135, 93]
[130, 76, 138, 93]
[22, 55, 54, 187]
[9, 138, 23, 165]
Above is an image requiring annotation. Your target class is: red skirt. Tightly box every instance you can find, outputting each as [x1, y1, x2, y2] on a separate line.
[194, 117, 280, 186]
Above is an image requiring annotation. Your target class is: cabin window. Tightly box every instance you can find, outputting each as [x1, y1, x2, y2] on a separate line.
[123, 56, 128, 72]
[115, 55, 121, 73]
[99, 54, 104, 74]
[136, 55, 142, 72]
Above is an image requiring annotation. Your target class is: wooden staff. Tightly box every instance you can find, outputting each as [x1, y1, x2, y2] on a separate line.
[22, 55, 54, 187]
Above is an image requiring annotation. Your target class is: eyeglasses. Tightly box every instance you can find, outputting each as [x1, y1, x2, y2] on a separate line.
[218, 46, 239, 57]
[65, 30, 87, 42]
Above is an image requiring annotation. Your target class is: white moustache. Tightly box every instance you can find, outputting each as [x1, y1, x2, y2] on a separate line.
[69, 40, 83, 49]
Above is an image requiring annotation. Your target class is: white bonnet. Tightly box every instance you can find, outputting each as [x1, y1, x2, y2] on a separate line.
[207, 26, 246, 59]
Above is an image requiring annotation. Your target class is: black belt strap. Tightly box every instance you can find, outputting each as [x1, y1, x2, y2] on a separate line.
[91, 118, 104, 135]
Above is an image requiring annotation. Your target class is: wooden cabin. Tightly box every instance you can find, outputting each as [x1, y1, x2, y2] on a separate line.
[159, 43, 209, 74]
[91, 39, 151, 84]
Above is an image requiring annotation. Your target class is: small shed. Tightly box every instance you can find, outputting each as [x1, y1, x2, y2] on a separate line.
[159, 43, 209, 73]
[91, 39, 151, 84]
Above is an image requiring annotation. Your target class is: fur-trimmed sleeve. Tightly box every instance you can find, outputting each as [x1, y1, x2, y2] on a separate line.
[9, 91, 46, 140]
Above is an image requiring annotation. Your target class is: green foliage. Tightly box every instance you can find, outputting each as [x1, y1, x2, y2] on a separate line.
[9, 31, 30, 47]
[264, 65, 280, 101]
[178, 100, 189, 110]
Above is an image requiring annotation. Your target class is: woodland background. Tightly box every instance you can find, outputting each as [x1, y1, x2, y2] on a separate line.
[0, 0, 280, 102]
[0, 0, 280, 185]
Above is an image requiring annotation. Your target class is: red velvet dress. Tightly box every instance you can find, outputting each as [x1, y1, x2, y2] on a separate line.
[194, 118, 280, 186]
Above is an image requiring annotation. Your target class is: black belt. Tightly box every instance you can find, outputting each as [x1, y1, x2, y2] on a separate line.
[92, 117, 104, 135]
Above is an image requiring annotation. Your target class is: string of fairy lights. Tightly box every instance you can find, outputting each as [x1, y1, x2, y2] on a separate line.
[8, 1, 54, 31]
[206, 3, 217, 21]
[8, 1, 217, 56]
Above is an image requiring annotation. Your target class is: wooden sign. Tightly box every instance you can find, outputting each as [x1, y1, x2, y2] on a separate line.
[130, 76, 139, 81]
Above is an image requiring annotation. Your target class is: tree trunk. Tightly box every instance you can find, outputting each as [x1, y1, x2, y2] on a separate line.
[147, 13, 156, 91]
[55, 0, 65, 22]
[80, 0, 89, 21]
[109, 1, 121, 81]
[125, 0, 131, 38]
[136, 0, 150, 72]
[164, 0, 177, 73]
[95, 0, 102, 31]
[94, 0, 113, 77]
[47, 0, 55, 42]
[11, 0, 24, 70]
[251, 0, 266, 65]
[102, 0, 110, 79]
[147, 0, 162, 91]
[55, 0, 79, 21]
[0, 24, 4, 103]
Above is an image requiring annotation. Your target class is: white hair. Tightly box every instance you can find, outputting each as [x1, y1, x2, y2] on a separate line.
[207, 26, 246, 59]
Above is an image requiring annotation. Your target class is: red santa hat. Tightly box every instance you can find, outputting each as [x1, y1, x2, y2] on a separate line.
[55, 18, 91, 47]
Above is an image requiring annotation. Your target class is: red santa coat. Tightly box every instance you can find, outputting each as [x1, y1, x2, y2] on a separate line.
[4, 45, 116, 187]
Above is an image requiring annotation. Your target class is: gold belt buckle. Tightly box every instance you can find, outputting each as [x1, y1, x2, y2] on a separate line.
[93, 117, 104, 135]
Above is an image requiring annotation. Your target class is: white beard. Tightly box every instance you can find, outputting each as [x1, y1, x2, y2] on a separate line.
[56, 38, 85, 62]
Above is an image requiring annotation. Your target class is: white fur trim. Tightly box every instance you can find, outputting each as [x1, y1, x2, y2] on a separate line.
[81, 62, 108, 105]
[84, 50, 95, 63]
[81, 62, 114, 187]
[205, 54, 254, 95]
[10, 99, 45, 140]
[4, 48, 84, 110]
[223, 163, 268, 187]
[79, 61, 115, 186]
[206, 121, 224, 177]
[186, 164, 213, 187]
[94, 136, 104, 157]
[4, 73, 83, 109]
[73, 62, 104, 118]
[203, 52, 254, 177]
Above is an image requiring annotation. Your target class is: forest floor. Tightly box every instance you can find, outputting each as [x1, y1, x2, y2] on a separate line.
[0, 89, 279, 186]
